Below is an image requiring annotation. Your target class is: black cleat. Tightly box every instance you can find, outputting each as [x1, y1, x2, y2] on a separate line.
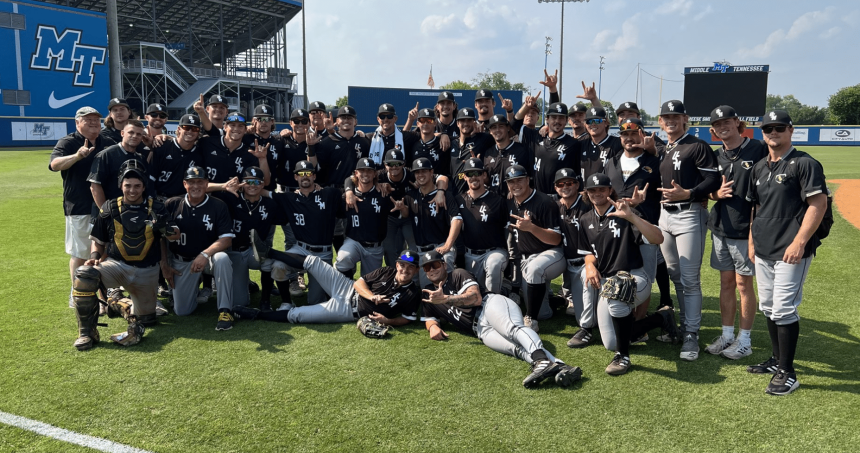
[554, 364, 583, 387]
[658, 306, 681, 344]
[748, 356, 780, 374]
[232, 305, 260, 321]
[216, 309, 234, 331]
[567, 328, 593, 348]
[523, 360, 562, 388]
[765, 370, 799, 396]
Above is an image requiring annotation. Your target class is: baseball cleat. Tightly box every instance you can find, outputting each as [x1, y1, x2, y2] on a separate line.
[554, 364, 583, 387]
[565, 301, 577, 317]
[721, 339, 753, 360]
[157, 285, 172, 297]
[605, 353, 632, 376]
[232, 305, 260, 321]
[523, 360, 561, 388]
[277, 302, 295, 312]
[657, 306, 681, 344]
[248, 281, 260, 294]
[765, 370, 799, 396]
[259, 301, 272, 312]
[155, 300, 169, 316]
[196, 287, 213, 304]
[680, 333, 700, 361]
[73, 330, 99, 351]
[705, 335, 734, 355]
[567, 327, 593, 348]
[216, 310, 234, 331]
[523, 316, 538, 333]
[747, 356, 780, 374]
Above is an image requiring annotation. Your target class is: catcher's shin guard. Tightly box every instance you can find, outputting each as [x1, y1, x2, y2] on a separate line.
[72, 266, 102, 350]
[110, 315, 145, 346]
[106, 294, 133, 319]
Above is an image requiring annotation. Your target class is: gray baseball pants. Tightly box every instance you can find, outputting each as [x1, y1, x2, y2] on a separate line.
[475, 294, 559, 365]
[521, 248, 566, 320]
[171, 252, 233, 316]
[755, 256, 812, 325]
[287, 255, 358, 324]
[658, 203, 707, 333]
[465, 247, 508, 294]
[335, 237, 384, 276]
[594, 267, 650, 351]
[284, 243, 334, 305]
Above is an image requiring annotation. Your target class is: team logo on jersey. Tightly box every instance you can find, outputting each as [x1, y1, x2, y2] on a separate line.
[429, 202, 438, 217]
[672, 151, 681, 170]
[742, 161, 753, 170]
[355, 143, 362, 158]
[716, 108, 724, 118]
[388, 292, 401, 307]
[202, 214, 213, 231]
[557, 145, 567, 161]
[479, 204, 488, 222]
[609, 219, 620, 238]
[642, 166, 652, 173]
[315, 195, 326, 209]
[775, 174, 787, 184]
[667, 102, 675, 112]
[372, 198, 380, 213]
[259, 206, 268, 220]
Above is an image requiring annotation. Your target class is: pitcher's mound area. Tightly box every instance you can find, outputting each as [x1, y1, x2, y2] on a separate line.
[833, 179, 860, 230]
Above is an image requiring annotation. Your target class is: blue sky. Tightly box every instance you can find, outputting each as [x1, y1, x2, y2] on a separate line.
[284, 0, 858, 112]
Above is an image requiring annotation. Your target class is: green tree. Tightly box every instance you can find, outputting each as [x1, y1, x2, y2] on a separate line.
[439, 80, 478, 90]
[440, 71, 532, 96]
[582, 100, 618, 126]
[828, 84, 860, 125]
[765, 94, 831, 125]
[334, 95, 349, 108]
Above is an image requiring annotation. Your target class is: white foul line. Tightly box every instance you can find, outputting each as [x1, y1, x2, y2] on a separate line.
[0, 410, 153, 453]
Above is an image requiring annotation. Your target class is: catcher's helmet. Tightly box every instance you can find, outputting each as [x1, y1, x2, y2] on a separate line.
[117, 159, 147, 188]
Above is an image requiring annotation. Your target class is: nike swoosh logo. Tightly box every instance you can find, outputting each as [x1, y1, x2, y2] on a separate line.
[49, 91, 94, 109]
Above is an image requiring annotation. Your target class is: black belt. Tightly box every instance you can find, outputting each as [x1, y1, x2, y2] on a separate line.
[662, 202, 693, 213]
[174, 254, 198, 262]
[359, 241, 382, 248]
[298, 241, 332, 253]
[466, 248, 489, 255]
[417, 244, 436, 252]
[567, 257, 585, 267]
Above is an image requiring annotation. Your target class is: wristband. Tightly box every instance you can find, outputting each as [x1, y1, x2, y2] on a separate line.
[199, 251, 210, 259]
[90, 251, 101, 261]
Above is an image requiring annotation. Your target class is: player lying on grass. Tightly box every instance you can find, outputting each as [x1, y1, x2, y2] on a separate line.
[419, 250, 582, 388]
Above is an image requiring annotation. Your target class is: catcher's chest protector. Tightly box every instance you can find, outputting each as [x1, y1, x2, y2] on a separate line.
[109, 197, 156, 261]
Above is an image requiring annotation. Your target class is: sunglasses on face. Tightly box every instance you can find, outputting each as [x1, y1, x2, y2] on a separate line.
[149, 113, 168, 119]
[179, 125, 200, 132]
[296, 171, 314, 177]
[761, 125, 788, 134]
[422, 261, 444, 272]
[586, 118, 605, 125]
[555, 181, 577, 188]
[292, 119, 309, 125]
[385, 162, 404, 167]
[619, 122, 643, 132]
[256, 116, 273, 122]
[463, 171, 483, 178]
[244, 179, 263, 186]
[378, 114, 395, 120]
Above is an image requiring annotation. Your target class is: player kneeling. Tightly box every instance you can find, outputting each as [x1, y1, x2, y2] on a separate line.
[419, 250, 582, 388]
[577, 174, 679, 375]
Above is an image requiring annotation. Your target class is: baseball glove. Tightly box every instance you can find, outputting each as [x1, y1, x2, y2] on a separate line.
[357, 316, 390, 339]
[600, 271, 636, 305]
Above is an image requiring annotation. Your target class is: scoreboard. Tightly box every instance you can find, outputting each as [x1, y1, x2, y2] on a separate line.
[683, 64, 768, 122]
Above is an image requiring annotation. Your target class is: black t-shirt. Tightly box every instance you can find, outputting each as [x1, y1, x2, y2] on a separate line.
[456, 190, 507, 251]
[87, 144, 152, 203]
[49, 132, 116, 216]
[746, 148, 827, 260]
[558, 195, 590, 260]
[435, 117, 460, 140]
[270, 187, 344, 246]
[165, 194, 235, 258]
[708, 138, 768, 239]
[356, 266, 421, 320]
[484, 141, 533, 198]
[245, 133, 287, 191]
[581, 134, 622, 180]
[421, 269, 482, 336]
[577, 205, 644, 277]
[529, 131, 582, 195]
[408, 136, 450, 177]
[315, 132, 371, 187]
[604, 151, 662, 225]
[198, 135, 260, 183]
[90, 197, 168, 267]
[344, 185, 393, 243]
[149, 140, 203, 198]
[659, 134, 719, 201]
[403, 188, 462, 247]
[99, 127, 123, 145]
[506, 189, 562, 257]
[450, 132, 494, 194]
[222, 193, 288, 250]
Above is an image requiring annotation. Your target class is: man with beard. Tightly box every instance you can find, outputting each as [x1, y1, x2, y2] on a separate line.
[408, 108, 450, 176]
[449, 107, 494, 195]
[140, 103, 168, 159]
[615, 101, 663, 155]
[100, 98, 131, 144]
[514, 99, 581, 195]
[581, 106, 623, 180]
[483, 114, 533, 198]
[420, 251, 582, 388]
[474, 89, 496, 132]
[435, 91, 460, 139]
[366, 103, 419, 167]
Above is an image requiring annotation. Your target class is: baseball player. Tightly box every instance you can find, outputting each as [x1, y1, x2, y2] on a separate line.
[505, 165, 565, 332]
[483, 114, 533, 199]
[88, 120, 152, 217]
[449, 107, 493, 195]
[245, 104, 286, 192]
[567, 104, 589, 140]
[394, 158, 463, 287]
[746, 110, 828, 396]
[407, 108, 451, 176]
[553, 169, 589, 322]
[575, 173, 679, 374]
[547, 79, 599, 141]
[314, 105, 370, 187]
[71, 160, 180, 350]
[50, 106, 116, 307]
[514, 99, 581, 195]
[373, 149, 419, 267]
[140, 103, 169, 154]
[366, 103, 419, 167]
[615, 101, 664, 155]
[704, 105, 767, 359]
[200, 94, 229, 136]
[420, 251, 582, 388]
[336, 158, 394, 278]
[149, 114, 204, 199]
[473, 89, 496, 132]
[304, 101, 332, 140]
[242, 245, 422, 326]
[198, 112, 269, 185]
[581, 106, 623, 180]
[434, 91, 460, 139]
[456, 158, 508, 294]
[162, 166, 236, 330]
[100, 98, 131, 144]
[655, 100, 721, 361]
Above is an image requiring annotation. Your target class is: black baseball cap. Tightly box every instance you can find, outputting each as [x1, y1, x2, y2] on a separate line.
[184, 166, 208, 180]
[585, 172, 612, 189]
[384, 148, 405, 164]
[254, 104, 274, 117]
[396, 250, 418, 267]
[107, 98, 129, 110]
[504, 165, 528, 181]
[290, 108, 309, 120]
[146, 103, 166, 115]
[586, 106, 608, 120]
[418, 108, 435, 120]
[308, 101, 326, 112]
[293, 160, 316, 174]
[225, 112, 246, 124]
[619, 118, 646, 132]
[412, 158, 433, 171]
[554, 168, 582, 185]
[487, 114, 510, 128]
[547, 102, 568, 117]
[438, 91, 455, 103]
[462, 158, 485, 173]
[378, 103, 396, 115]
[355, 158, 376, 171]
[242, 166, 264, 180]
[475, 89, 493, 101]
[569, 103, 588, 115]
[616, 102, 640, 115]
[419, 250, 444, 267]
[337, 105, 357, 118]
[178, 114, 200, 127]
[710, 105, 738, 124]
[761, 110, 793, 127]
[659, 100, 686, 116]
[208, 95, 228, 107]
[456, 107, 477, 120]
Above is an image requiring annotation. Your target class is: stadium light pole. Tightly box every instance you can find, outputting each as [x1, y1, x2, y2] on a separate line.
[598, 56, 605, 99]
[543, 37, 552, 123]
[537, 0, 589, 100]
[106, 0, 123, 98]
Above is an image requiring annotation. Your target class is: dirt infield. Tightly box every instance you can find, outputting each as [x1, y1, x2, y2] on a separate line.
[832, 179, 860, 230]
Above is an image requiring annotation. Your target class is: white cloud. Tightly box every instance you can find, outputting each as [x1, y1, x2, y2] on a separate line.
[657, 0, 692, 16]
[819, 26, 840, 39]
[693, 5, 713, 21]
[737, 6, 836, 58]
[421, 14, 457, 35]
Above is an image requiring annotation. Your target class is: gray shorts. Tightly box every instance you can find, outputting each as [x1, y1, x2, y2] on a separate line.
[710, 234, 755, 276]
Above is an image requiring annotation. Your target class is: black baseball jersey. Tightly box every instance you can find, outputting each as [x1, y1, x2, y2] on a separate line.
[379, 169, 416, 218]
[435, 117, 460, 140]
[421, 269, 482, 336]
[315, 132, 371, 187]
[581, 134, 623, 180]
[577, 205, 644, 277]
[604, 152, 663, 224]
[344, 185, 393, 243]
[356, 267, 421, 320]
[484, 141, 534, 198]
[222, 193, 287, 250]
[49, 132, 116, 216]
[90, 197, 169, 267]
[148, 140, 203, 198]
[87, 144, 152, 202]
[99, 126, 122, 145]
[708, 138, 768, 239]
[558, 195, 590, 260]
[746, 148, 827, 260]
[165, 194, 235, 258]
[366, 130, 419, 157]
[408, 136, 449, 177]
[456, 190, 507, 251]
[529, 131, 582, 195]
[309, 127, 329, 140]
[506, 189, 562, 257]
[270, 187, 344, 246]
[450, 132, 494, 194]
[659, 134, 719, 201]
[198, 135, 260, 183]
[245, 133, 287, 191]
[403, 188, 462, 247]
[278, 138, 314, 190]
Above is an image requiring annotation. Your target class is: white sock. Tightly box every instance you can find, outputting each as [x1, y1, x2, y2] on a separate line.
[722, 325, 735, 340]
[738, 329, 752, 344]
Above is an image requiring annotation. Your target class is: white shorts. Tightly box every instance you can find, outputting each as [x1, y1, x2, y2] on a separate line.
[65, 215, 92, 259]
